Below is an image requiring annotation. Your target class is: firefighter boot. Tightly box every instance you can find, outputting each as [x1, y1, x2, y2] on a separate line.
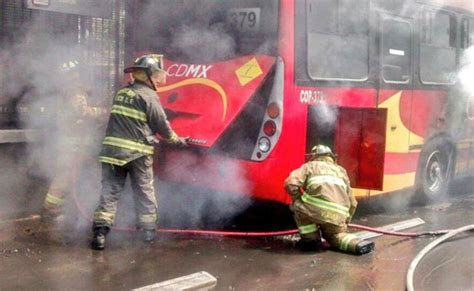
[296, 238, 322, 252]
[355, 240, 375, 255]
[91, 227, 109, 250]
[142, 228, 156, 243]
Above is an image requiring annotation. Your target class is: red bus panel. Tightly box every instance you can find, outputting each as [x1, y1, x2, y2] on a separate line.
[157, 55, 276, 147]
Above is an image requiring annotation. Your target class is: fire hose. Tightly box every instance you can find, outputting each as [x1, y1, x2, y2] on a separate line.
[70, 176, 449, 238]
[71, 168, 474, 290]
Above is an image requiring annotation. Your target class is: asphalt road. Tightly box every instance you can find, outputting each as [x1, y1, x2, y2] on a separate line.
[1, 184, 473, 290]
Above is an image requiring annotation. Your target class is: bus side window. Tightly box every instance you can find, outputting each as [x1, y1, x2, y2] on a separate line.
[461, 17, 473, 50]
[381, 18, 412, 84]
[306, 0, 369, 82]
[420, 9, 457, 85]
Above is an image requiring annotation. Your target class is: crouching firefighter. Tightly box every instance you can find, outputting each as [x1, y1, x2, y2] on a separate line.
[91, 54, 188, 250]
[284, 145, 374, 255]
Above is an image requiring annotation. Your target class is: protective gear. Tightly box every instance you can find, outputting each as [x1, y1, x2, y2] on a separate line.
[93, 74, 183, 241]
[93, 157, 158, 229]
[61, 60, 80, 73]
[60, 59, 83, 83]
[41, 79, 107, 223]
[142, 229, 156, 243]
[355, 240, 375, 255]
[98, 82, 181, 166]
[311, 144, 336, 159]
[124, 54, 165, 74]
[285, 154, 368, 255]
[91, 227, 109, 250]
[296, 238, 322, 252]
[175, 136, 189, 147]
[38, 212, 66, 243]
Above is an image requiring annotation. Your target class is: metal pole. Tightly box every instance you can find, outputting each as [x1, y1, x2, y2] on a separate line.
[114, 0, 121, 92]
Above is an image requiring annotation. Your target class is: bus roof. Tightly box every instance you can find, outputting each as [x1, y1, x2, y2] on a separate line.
[426, 0, 474, 13]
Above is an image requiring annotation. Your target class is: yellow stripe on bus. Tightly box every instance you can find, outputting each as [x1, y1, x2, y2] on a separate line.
[369, 172, 416, 196]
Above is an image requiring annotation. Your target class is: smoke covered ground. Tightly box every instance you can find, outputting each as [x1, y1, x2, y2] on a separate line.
[0, 179, 473, 290]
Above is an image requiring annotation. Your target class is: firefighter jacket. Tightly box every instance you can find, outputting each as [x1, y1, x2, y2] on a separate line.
[57, 88, 107, 148]
[98, 81, 180, 166]
[284, 157, 357, 226]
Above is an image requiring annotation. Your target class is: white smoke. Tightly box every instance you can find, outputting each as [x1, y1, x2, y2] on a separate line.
[0, 14, 110, 234]
[153, 151, 252, 229]
[459, 47, 474, 96]
[170, 24, 236, 64]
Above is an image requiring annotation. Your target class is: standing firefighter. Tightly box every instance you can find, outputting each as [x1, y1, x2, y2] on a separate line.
[41, 60, 107, 230]
[284, 145, 374, 255]
[91, 54, 187, 250]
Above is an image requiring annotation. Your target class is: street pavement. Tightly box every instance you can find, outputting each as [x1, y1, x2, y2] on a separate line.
[0, 184, 473, 290]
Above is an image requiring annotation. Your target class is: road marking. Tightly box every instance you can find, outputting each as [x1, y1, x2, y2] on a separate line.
[133, 271, 217, 291]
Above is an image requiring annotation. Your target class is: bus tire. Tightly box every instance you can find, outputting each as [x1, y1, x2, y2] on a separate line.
[415, 139, 455, 204]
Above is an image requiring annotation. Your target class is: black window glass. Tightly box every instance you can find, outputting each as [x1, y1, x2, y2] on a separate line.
[306, 0, 369, 81]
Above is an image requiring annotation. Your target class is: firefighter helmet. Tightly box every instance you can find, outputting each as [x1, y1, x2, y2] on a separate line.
[59, 59, 83, 82]
[124, 54, 165, 74]
[311, 144, 336, 158]
[61, 60, 80, 73]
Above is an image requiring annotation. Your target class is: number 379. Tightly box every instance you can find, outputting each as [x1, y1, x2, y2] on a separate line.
[227, 9, 260, 32]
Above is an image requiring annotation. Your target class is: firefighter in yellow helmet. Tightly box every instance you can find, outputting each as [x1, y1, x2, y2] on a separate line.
[41, 60, 108, 232]
[284, 145, 374, 255]
[91, 54, 188, 250]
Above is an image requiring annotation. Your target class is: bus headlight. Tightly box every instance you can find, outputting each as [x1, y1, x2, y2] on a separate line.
[258, 137, 271, 153]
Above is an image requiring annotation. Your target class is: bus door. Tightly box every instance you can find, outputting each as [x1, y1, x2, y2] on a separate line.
[375, 14, 415, 191]
[377, 14, 414, 169]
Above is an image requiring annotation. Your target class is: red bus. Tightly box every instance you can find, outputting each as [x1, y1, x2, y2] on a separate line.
[125, 0, 474, 205]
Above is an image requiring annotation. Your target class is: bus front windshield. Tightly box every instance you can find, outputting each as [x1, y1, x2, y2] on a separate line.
[131, 0, 279, 63]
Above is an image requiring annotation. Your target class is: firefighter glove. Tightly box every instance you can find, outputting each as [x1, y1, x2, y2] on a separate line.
[176, 136, 189, 147]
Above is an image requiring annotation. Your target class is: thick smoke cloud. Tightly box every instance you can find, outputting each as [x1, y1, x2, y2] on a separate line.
[122, 0, 263, 229]
[169, 24, 236, 64]
[1, 0, 473, 231]
[0, 15, 108, 231]
[156, 153, 252, 229]
[459, 47, 474, 96]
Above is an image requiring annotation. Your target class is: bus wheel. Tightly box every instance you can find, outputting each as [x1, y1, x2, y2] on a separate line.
[415, 141, 454, 203]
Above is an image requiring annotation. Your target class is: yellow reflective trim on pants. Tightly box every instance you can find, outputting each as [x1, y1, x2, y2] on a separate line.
[340, 234, 358, 252]
[94, 211, 115, 222]
[103, 136, 154, 155]
[301, 193, 350, 217]
[138, 214, 157, 224]
[110, 105, 147, 122]
[307, 175, 347, 191]
[298, 224, 317, 235]
[45, 192, 64, 206]
[98, 156, 128, 166]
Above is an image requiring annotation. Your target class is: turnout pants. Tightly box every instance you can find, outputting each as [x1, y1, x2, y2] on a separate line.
[93, 155, 158, 230]
[42, 147, 83, 218]
[293, 208, 361, 254]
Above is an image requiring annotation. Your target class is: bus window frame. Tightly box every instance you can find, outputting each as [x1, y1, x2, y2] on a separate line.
[380, 16, 413, 85]
[304, 0, 370, 83]
[419, 8, 457, 86]
[461, 16, 474, 49]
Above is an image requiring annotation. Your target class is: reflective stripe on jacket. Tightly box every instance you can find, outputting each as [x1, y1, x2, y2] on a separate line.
[99, 81, 178, 166]
[285, 158, 357, 226]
